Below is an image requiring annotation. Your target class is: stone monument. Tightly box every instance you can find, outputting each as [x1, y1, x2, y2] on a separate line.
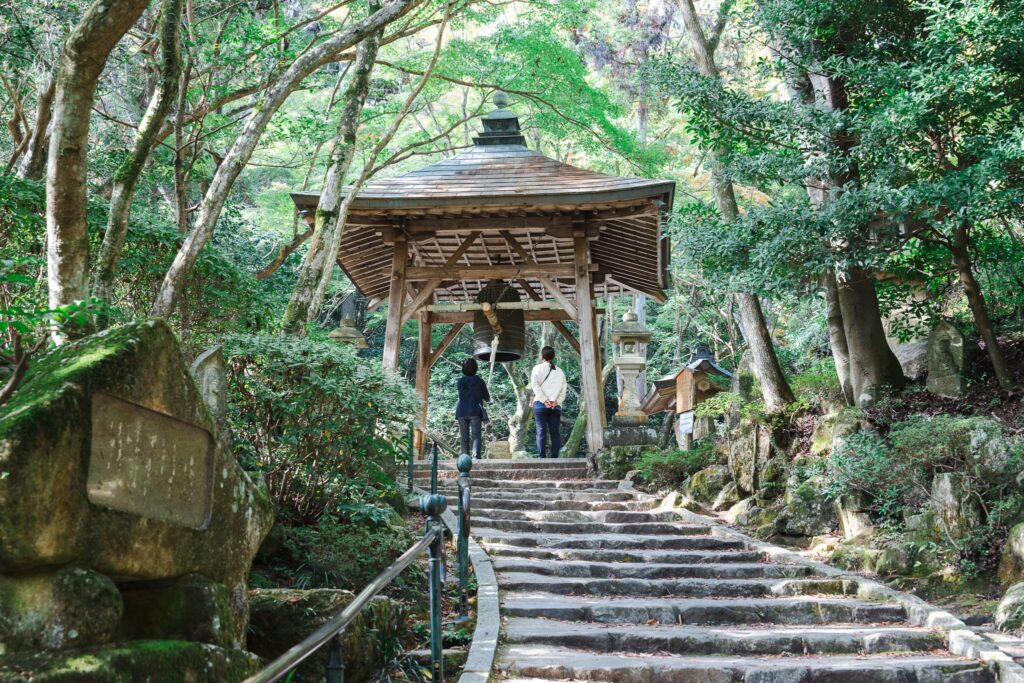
[0, 319, 273, 680]
[605, 312, 657, 448]
[926, 321, 966, 397]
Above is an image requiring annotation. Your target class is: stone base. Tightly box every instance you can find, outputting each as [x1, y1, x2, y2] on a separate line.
[120, 574, 247, 649]
[0, 640, 260, 682]
[603, 425, 657, 448]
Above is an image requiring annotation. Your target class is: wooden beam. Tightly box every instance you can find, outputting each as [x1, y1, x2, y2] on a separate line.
[500, 231, 579, 320]
[427, 309, 602, 324]
[414, 316, 432, 455]
[382, 238, 408, 371]
[425, 300, 569, 312]
[516, 278, 581, 355]
[406, 215, 576, 233]
[404, 264, 576, 281]
[400, 231, 480, 325]
[574, 233, 604, 454]
[605, 276, 667, 304]
[427, 322, 465, 368]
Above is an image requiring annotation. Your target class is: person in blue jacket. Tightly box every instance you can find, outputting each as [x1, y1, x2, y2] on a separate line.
[455, 358, 490, 459]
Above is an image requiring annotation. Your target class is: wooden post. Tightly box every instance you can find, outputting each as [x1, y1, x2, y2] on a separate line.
[574, 232, 604, 453]
[593, 303, 605, 428]
[415, 314, 432, 455]
[382, 237, 408, 372]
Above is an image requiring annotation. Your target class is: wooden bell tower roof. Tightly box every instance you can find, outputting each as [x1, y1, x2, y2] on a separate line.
[290, 96, 676, 306]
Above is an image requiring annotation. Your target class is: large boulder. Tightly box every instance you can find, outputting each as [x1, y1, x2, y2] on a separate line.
[248, 589, 403, 682]
[929, 473, 982, 541]
[999, 523, 1024, 586]
[834, 493, 873, 541]
[894, 340, 930, 381]
[0, 320, 273, 653]
[727, 421, 773, 495]
[775, 475, 837, 538]
[926, 321, 966, 397]
[684, 465, 731, 504]
[995, 582, 1024, 632]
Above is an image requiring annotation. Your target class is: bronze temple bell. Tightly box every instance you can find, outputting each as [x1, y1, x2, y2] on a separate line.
[472, 280, 526, 362]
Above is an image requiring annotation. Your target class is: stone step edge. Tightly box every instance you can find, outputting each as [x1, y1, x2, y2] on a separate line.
[664, 494, 1024, 682]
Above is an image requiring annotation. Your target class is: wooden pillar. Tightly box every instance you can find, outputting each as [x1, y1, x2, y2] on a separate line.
[574, 232, 604, 453]
[414, 314, 432, 455]
[382, 236, 408, 372]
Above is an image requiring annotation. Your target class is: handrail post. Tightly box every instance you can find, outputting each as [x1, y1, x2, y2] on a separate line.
[456, 453, 473, 621]
[430, 440, 439, 495]
[325, 635, 344, 683]
[420, 493, 448, 683]
[406, 424, 415, 494]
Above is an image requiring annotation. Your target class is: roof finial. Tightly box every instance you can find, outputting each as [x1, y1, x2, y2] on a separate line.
[493, 91, 509, 109]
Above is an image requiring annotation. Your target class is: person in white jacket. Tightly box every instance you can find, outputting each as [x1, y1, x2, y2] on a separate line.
[531, 346, 567, 458]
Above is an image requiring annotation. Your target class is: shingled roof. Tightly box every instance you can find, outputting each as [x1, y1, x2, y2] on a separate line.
[291, 97, 676, 305]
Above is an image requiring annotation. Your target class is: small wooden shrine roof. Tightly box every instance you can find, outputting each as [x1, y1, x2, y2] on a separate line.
[291, 100, 675, 305]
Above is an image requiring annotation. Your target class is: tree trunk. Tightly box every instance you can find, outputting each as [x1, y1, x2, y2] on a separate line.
[150, 0, 421, 318]
[735, 292, 795, 411]
[505, 362, 532, 453]
[46, 0, 152, 337]
[951, 223, 1013, 388]
[282, 14, 381, 333]
[836, 267, 905, 403]
[824, 271, 855, 405]
[94, 0, 183, 310]
[17, 73, 55, 181]
[677, 0, 795, 412]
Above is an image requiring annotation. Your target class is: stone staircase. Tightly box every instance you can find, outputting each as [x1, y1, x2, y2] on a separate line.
[413, 458, 995, 682]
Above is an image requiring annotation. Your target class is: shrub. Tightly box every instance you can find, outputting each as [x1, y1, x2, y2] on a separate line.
[637, 442, 716, 490]
[825, 431, 919, 525]
[224, 334, 419, 521]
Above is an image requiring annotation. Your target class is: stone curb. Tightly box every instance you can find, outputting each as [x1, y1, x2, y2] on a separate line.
[416, 488, 500, 683]
[656, 493, 1024, 683]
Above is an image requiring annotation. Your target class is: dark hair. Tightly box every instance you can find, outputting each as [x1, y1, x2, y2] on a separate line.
[462, 358, 478, 376]
[541, 346, 555, 369]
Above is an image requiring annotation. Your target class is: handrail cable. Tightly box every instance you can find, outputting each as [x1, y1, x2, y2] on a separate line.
[243, 526, 439, 683]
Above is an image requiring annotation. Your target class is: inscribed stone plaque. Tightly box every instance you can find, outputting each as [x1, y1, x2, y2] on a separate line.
[88, 393, 214, 529]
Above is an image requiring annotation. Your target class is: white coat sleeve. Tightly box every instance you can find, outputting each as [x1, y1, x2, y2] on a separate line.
[556, 369, 567, 405]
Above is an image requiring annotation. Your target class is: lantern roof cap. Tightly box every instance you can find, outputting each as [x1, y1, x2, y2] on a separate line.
[611, 310, 651, 343]
[328, 317, 370, 348]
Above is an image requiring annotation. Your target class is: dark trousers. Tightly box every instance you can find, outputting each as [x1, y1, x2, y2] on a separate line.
[534, 402, 561, 458]
[458, 416, 482, 458]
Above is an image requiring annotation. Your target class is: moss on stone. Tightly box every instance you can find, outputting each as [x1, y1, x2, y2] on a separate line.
[0, 639, 259, 682]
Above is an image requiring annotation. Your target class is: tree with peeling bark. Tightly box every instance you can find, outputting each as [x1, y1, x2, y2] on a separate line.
[149, 0, 425, 319]
[669, 0, 796, 412]
[45, 0, 152, 338]
[93, 0, 183, 312]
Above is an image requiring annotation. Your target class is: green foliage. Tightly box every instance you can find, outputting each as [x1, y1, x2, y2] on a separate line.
[636, 443, 716, 490]
[223, 333, 418, 521]
[826, 431, 910, 526]
[260, 513, 423, 594]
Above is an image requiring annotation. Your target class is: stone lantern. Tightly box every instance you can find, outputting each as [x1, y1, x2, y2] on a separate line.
[328, 317, 369, 349]
[610, 311, 652, 426]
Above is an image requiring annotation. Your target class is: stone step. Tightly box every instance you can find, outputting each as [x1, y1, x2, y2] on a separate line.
[443, 478, 618, 490]
[472, 508, 673, 522]
[495, 574, 854, 598]
[469, 490, 639, 503]
[473, 498, 654, 512]
[504, 618, 945, 657]
[413, 458, 588, 470]
[475, 530, 739, 551]
[492, 557, 816, 579]
[501, 593, 908, 625]
[499, 647, 993, 682]
[482, 544, 769, 564]
[415, 467, 590, 481]
[472, 517, 705, 535]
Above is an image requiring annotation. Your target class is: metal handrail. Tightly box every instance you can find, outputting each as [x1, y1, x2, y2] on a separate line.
[244, 494, 449, 683]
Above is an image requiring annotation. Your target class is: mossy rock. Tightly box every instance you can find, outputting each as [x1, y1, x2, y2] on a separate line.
[775, 476, 837, 538]
[831, 541, 880, 572]
[0, 568, 121, 653]
[0, 640, 259, 682]
[0, 320, 273, 588]
[120, 574, 245, 649]
[248, 589, 402, 682]
[995, 582, 1024, 632]
[999, 522, 1024, 586]
[684, 466, 731, 504]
